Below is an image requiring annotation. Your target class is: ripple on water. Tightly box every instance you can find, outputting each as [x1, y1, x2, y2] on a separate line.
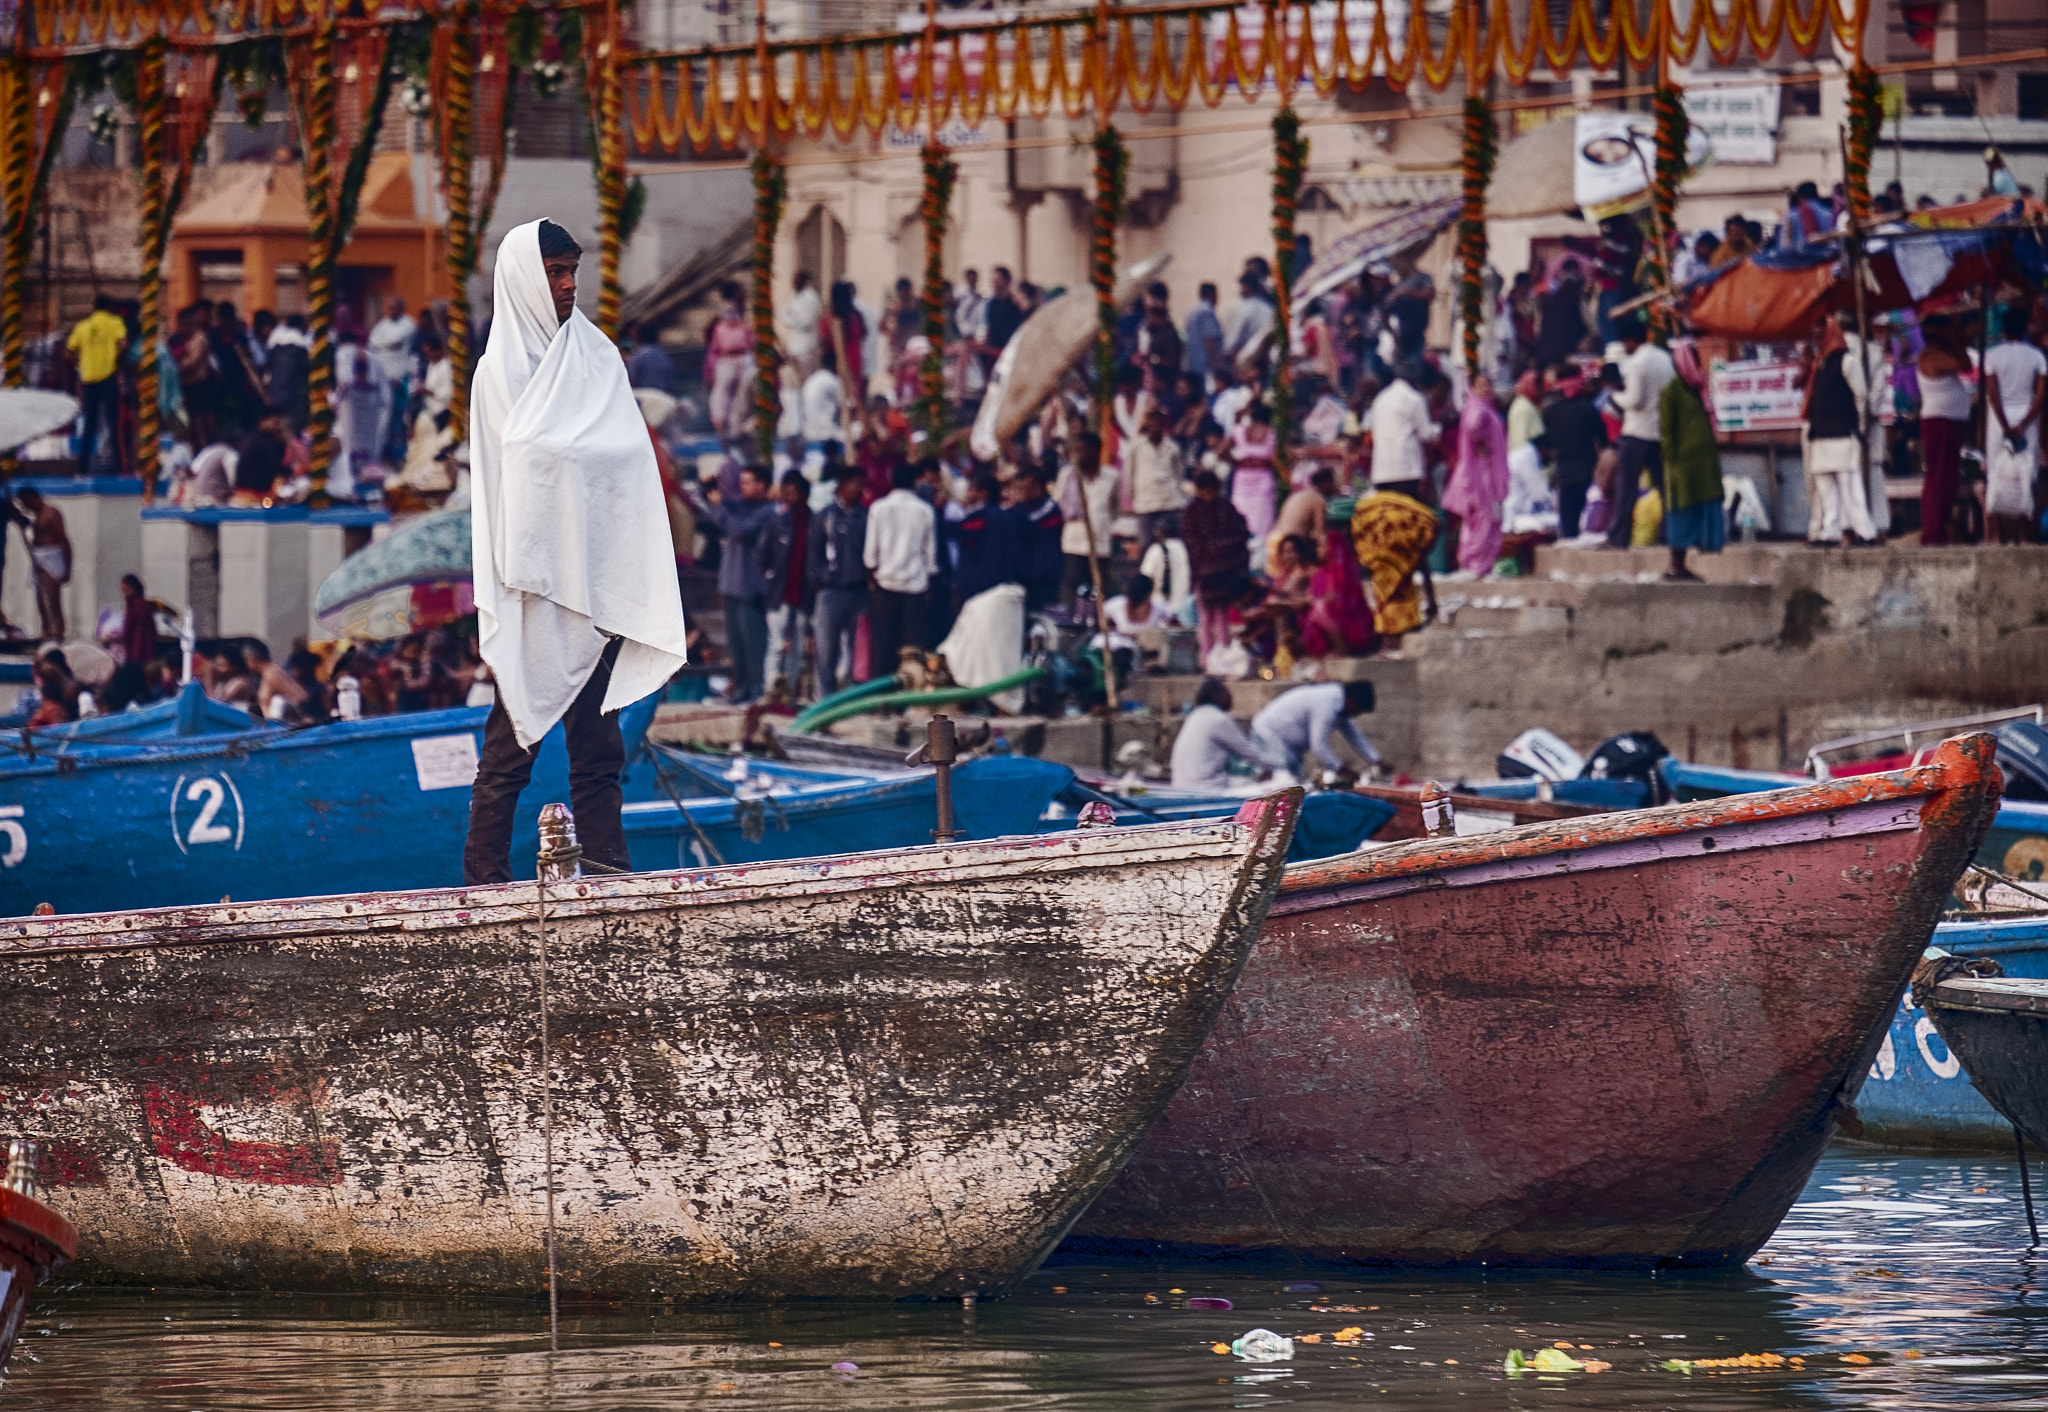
[2, 1148, 2043, 1411]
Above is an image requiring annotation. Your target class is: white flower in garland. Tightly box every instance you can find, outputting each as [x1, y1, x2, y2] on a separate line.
[532, 59, 566, 100]
[88, 103, 121, 145]
[400, 79, 432, 118]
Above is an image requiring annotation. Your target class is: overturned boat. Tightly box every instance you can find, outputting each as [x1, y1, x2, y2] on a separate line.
[1074, 737, 1997, 1268]
[0, 794, 1296, 1299]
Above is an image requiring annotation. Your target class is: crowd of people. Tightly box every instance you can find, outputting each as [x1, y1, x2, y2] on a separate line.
[636, 164, 2047, 715]
[45, 290, 460, 508]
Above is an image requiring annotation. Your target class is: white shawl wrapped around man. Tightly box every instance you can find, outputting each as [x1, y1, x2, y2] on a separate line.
[469, 221, 689, 748]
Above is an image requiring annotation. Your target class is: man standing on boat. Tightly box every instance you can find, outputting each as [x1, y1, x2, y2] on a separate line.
[463, 220, 690, 885]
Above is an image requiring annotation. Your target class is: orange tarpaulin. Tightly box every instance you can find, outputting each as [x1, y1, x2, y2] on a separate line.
[1687, 258, 1839, 343]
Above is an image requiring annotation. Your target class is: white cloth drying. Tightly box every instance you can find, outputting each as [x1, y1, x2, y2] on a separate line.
[470, 220, 689, 747]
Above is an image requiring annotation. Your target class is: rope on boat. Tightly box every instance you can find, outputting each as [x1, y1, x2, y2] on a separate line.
[531, 848, 578, 1353]
[2020, 1127, 2042, 1249]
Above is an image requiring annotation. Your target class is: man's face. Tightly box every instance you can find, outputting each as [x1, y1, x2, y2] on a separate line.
[834, 475, 863, 506]
[1077, 442, 1101, 474]
[543, 255, 579, 324]
[739, 470, 770, 501]
[779, 480, 804, 507]
[1143, 408, 1166, 441]
[992, 271, 1011, 297]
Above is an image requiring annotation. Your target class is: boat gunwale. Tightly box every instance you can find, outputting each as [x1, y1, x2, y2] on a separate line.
[1279, 735, 1997, 901]
[1927, 976, 2048, 1017]
[0, 1186, 77, 1265]
[0, 807, 1274, 957]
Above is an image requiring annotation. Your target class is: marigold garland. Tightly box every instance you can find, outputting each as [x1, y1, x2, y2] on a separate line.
[1455, 95, 1495, 380]
[750, 150, 786, 465]
[1649, 82, 1687, 343]
[916, 142, 958, 445]
[583, 0, 628, 337]
[1269, 106, 1308, 478]
[1090, 124, 1129, 435]
[1844, 64, 1881, 226]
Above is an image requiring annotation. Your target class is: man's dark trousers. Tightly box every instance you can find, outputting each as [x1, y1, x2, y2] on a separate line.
[463, 639, 630, 885]
[1605, 436, 1664, 548]
[80, 376, 122, 473]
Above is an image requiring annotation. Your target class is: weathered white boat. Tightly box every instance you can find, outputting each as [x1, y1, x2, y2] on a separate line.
[0, 793, 1297, 1300]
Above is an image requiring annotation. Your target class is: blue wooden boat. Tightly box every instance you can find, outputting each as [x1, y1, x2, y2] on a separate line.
[1854, 916, 2048, 1151]
[622, 755, 1077, 870]
[0, 694, 660, 916]
[1917, 954, 2048, 1155]
[1459, 776, 1653, 810]
[648, 746, 1396, 862]
[25, 680, 270, 749]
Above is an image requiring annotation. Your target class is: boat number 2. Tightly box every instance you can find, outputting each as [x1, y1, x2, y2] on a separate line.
[171, 774, 246, 855]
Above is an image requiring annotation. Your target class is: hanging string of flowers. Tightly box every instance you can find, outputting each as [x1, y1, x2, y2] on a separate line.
[750, 149, 786, 466]
[1648, 82, 1687, 343]
[1090, 124, 1129, 435]
[1269, 106, 1308, 480]
[916, 142, 958, 445]
[133, 42, 168, 494]
[583, 0, 629, 337]
[1844, 63, 1882, 226]
[1455, 94, 1495, 380]
[295, 21, 340, 503]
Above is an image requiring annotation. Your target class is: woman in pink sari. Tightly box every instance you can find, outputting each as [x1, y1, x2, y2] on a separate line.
[1441, 372, 1510, 576]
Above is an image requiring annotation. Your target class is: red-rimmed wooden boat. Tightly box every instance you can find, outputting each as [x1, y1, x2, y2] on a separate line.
[1075, 736, 1998, 1269]
[1, 1162, 76, 1370]
[0, 794, 1296, 1300]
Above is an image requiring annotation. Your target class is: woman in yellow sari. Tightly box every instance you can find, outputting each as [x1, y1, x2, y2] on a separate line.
[1351, 484, 1439, 653]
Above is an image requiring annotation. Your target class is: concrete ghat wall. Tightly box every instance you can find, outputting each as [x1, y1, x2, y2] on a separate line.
[1137, 544, 2048, 781]
[139, 505, 387, 651]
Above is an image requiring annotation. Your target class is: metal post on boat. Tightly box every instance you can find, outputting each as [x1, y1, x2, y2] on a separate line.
[1419, 782, 1457, 838]
[926, 715, 962, 843]
[536, 803, 584, 881]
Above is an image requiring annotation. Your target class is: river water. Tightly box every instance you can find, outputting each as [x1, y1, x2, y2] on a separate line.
[5, 1147, 2044, 1410]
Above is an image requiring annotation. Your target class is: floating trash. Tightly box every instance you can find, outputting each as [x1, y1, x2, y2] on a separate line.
[831, 1361, 859, 1374]
[1187, 1297, 1234, 1310]
[1284, 1281, 1323, 1292]
[1231, 1329, 1294, 1363]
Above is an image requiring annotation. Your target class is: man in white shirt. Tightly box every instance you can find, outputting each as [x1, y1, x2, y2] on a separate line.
[863, 459, 938, 682]
[1985, 306, 2048, 536]
[1368, 362, 1441, 488]
[1223, 272, 1276, 370]
[1171, 678, 1286, 791]
[367, 295, 417, 384]
[1250, 679, 1382, 782]
[952, 269, 986, 347]
[801, 345, 843, 445]
[1125, 402, 1185, 547]
[1605, 316, 1676, 547]
[783, 270, 822, 377]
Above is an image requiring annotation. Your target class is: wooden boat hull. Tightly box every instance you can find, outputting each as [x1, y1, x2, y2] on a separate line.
[0, 795, 1296, 1299]
[1664, 758, 2048, 1149]
[0, 1185, 76, 1371]
[1919, 964, 2048, 1153]
[0, 695, 658, 917]
[1073, 738, 1997, 1268]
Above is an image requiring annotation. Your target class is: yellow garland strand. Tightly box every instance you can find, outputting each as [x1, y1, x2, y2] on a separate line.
[587, 0, 627, 338]
[439, 7, 477, 432]
[293, 12, 338, 503]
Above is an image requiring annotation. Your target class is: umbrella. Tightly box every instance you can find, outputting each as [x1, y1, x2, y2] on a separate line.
[1290, 196, 1462, 317]
[313, 508, 471, 625]
[970, 253, 1171, 460]
[0, 388, 80, 452]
